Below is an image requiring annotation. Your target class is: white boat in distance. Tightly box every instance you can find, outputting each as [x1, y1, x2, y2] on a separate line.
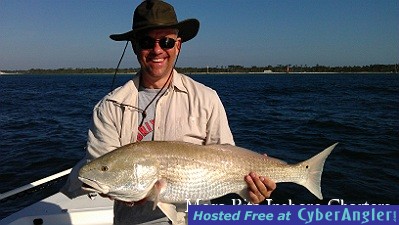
[0, 71, 19, 75]
[0, 169, 114, 225]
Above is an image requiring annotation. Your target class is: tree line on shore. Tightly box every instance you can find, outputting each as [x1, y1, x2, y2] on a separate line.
[4, 64, 398, 74]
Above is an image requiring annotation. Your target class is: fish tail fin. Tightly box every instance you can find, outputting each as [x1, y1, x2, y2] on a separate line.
[298, 143, 338, 200]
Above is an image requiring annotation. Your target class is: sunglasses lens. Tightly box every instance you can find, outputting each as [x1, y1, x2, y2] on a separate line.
[160, 38, 176, 49]
[138, 37, 176, 50]
[138, 37, 155, 49]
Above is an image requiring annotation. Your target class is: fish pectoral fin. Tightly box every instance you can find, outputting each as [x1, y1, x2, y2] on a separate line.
[150, 179, 167, 210]
[157, 202, 187, 225]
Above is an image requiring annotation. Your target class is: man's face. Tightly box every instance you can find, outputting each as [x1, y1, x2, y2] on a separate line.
[134, 28, 181, 82]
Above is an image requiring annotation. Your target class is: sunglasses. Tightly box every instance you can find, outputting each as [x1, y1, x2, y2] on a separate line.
[137, 37, 177, 50]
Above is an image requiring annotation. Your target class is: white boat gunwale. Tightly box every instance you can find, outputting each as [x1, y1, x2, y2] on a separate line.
[0, 169, 114, 225]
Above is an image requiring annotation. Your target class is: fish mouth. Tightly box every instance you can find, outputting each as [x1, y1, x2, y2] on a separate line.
[78, 177, 110, 194]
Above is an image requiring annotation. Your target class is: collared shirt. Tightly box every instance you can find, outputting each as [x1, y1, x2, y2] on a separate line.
[85, 70, 234, 160]
[62, 70, 235, 223]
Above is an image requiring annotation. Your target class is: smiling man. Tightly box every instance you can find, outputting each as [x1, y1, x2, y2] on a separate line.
[62, 0, 276, 224]
[134, 29, 180, 88]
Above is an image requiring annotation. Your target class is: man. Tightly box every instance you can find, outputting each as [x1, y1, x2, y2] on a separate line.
[63, 0, 275, 224]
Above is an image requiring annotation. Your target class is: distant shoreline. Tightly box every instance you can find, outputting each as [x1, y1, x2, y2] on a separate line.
[1, 72, 398, 76]
[190, 71, 398, 75]
[1, 63, 397, 75]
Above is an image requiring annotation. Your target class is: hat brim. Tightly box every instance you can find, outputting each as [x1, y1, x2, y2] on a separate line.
[110, 19, 199, 43]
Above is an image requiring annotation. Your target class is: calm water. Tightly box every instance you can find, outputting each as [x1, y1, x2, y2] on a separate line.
[0, 73, 398, 218]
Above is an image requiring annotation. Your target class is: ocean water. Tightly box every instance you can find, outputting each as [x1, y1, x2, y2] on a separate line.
[0, 73, 398, 218]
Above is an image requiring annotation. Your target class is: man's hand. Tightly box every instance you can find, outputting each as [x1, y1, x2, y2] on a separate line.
[245, 172, 276, 204]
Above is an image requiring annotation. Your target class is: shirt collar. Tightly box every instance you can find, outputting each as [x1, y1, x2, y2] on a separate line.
[135, 69, 187, 93]
[170, 70, 188, 93]
[106, 69, 188, 107]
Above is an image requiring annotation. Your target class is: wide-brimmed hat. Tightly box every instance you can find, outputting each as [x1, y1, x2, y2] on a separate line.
[110, 0, 200, 42]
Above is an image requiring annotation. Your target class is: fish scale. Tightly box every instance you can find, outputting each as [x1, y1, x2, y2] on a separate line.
[155, 144, 306, 202]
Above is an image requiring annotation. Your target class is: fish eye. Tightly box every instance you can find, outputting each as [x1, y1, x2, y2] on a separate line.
[101, 165, 109, 172]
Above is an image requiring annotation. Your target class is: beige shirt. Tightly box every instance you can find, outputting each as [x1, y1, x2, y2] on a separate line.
[62, 70, 234, 198]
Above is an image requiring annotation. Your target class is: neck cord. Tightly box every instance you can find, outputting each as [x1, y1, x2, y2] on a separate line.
[110, 41, 129, 92]
[138, 49, 181, 126]
[110, 40, 181, 126]
[138, 69, 171, 125]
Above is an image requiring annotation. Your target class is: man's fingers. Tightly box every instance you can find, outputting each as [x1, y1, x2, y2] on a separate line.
[245, 174, 258, 194]
[262, 176, 277, 194]
[245, 172, 277, 204]
[250, 172, 268, 197]
[248, 190, 261, 203]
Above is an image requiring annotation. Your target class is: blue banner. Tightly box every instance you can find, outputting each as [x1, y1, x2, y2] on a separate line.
[188, 205, 398, 224]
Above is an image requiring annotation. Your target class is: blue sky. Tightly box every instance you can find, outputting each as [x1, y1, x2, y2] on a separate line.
[0, 0, 398, 70]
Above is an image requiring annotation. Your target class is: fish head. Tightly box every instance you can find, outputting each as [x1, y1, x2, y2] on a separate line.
[78, 149, 159, 202]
